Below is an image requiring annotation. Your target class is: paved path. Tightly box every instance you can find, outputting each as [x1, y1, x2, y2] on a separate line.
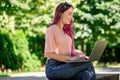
[95, 68, 120, 79]
[0, 68, 120, 80]
[0, 72, 48, 80]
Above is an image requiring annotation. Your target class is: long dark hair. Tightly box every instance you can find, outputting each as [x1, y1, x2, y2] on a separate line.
[52, 2, 73, 24]
[52, 2, 76, 56]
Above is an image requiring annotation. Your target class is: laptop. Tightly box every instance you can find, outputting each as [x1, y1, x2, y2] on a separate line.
[67, 40, 108, 63]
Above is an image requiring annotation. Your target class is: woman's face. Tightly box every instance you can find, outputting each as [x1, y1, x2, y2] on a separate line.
[60, 7, 74, 24]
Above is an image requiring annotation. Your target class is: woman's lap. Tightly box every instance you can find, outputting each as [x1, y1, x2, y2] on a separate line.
[45, 59, 96, 80]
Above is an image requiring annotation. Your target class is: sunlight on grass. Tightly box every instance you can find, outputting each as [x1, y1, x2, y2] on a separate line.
[93, 61, 120, 68]
[0, 73, 8, 77]
[0, 66, 45, 77]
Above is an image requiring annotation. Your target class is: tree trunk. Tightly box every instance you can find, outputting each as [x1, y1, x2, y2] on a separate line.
[81, 38, 85, 53]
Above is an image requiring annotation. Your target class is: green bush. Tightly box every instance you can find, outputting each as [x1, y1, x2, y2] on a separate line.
[12, 30, 41, 71]
[0, 29, 42, 72]
[99, 44, 120, 63]
[26, 34, 46, 65]
[0, 29, 19, 70]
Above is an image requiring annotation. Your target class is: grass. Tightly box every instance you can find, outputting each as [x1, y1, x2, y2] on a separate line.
[0, 73, 8, 77]
[0, 66, 45, 77]
[0, 70, 44, 77]
[93, 61, 120, 68]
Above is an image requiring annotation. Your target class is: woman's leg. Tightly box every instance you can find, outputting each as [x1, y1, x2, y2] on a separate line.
[46, 59, 96, 80]
[70, 62, 96, 80]
[87, 62, 97, 80]
[71, 71, 90, 80]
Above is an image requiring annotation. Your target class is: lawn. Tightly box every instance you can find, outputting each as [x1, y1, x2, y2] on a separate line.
[93, 61, 120, 68]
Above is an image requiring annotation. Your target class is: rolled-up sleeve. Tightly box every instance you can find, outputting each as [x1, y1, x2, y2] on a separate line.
[44, 28, 56, 54]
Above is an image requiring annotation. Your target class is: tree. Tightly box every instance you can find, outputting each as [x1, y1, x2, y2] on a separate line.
[74, 0, 120, 62]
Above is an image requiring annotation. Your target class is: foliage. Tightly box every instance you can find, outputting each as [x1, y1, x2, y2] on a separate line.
[0, 29, 19, 70]
[0, 29, 41, 71]
[12, 30, 41, 71]
[74, 0, 120, 43]
[74, 0, 120, 63]
[26, 33, 45, 65]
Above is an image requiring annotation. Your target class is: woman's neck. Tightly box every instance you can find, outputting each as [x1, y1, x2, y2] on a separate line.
[57, 21, 64, 30]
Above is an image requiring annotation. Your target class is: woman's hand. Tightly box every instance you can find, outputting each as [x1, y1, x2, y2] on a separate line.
[82, 54, 89, 60]
[75, 50, 89, 60]
[66, 49, 89, 62]
[69, 55, 81, 61]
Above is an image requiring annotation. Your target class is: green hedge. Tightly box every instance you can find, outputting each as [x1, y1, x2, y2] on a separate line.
[12, 30, 41, 71]
[0, 29, 19, 70]
[26, 34, 46, 66]
[0, 29, 42, 72]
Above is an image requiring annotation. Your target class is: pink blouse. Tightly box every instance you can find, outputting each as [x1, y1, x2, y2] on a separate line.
[44, 25, 72, 56]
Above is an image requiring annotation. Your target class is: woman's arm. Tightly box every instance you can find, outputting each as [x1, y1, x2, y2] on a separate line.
[45, 52, 80, 62]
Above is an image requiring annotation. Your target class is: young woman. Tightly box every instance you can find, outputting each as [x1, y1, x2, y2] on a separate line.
[44, 2, 96, 80]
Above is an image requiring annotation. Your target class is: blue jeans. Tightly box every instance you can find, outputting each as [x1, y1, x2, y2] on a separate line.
[45, 59, 96, 80]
